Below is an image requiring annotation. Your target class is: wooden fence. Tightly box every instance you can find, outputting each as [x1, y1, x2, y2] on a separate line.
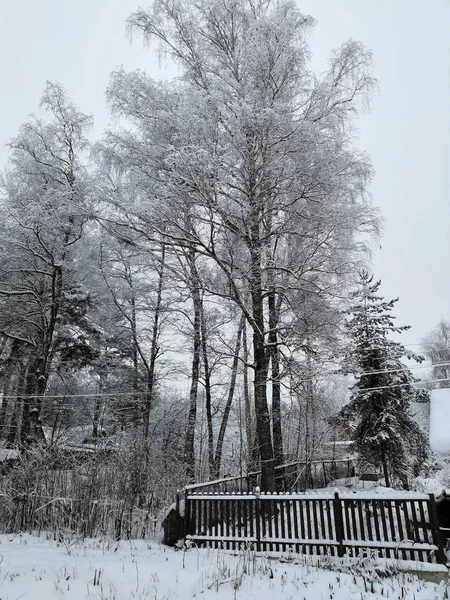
[182, 489, 446, 564]
[186, 459, 356, 495]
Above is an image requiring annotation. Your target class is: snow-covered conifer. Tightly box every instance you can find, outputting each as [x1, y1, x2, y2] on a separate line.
[342, 271, 428, 488]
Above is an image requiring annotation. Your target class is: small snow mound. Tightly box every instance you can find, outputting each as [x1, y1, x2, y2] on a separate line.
[412, 477, 444, 496]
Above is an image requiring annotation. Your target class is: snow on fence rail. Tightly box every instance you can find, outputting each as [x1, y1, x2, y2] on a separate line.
[180, 489, 446, 564]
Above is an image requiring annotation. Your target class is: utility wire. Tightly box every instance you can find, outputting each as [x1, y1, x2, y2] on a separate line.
[0, 390, 147, 400]
[0, 378, 446, 433]
[1, 361, 449, 401]
[0, 375, 448, 406]
[356, 360, 450, 379]
[357, 377, 450, 395]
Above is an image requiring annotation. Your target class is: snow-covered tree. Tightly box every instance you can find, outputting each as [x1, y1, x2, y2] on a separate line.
[342, 272, 428, 488]
[103, 0, 379, 490]
[0, 82, 93, 444]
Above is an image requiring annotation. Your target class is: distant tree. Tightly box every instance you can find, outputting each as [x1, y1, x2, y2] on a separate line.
[422, 319, 450, 388]
[342, 272, 428, 488]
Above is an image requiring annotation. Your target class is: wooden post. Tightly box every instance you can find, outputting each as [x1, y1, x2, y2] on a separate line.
[428, 494, 447, 564]
[184, 488, 191, 542]
[176, 490, 183, 542]
[333, 491, 345, 557]
[255, 486, 261, 552]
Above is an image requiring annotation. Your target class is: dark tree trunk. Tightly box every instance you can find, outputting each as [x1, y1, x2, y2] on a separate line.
[184, 248, 202, 481]
[199, 294, 214, 477]
[243, 320, 259, 475]
[92, 373, 105, 440]
[0, 378, 12, 438]
[20, 358, 40, 446]
[0, 340, 22, 438]
[381, 445, 391, 488]
[249, 241, 275, 491]
[26, 265, 64, 446]
[268, 288, 284, 490]
[242, 323, 253, 457]
[212, 313, 245, 479]
[6, 359, 27, 447]
[244, 129, 275, 491]
[130, 292, 140, 428]
[143, 243, 166, 443]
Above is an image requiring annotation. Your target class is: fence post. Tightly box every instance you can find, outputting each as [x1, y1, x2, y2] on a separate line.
[428, 493, 447, 564]
[184, 488, 191, 543]
[255, 486, 261, 551]
[333, 491, 344, 557]
[176, 490, 184, 542]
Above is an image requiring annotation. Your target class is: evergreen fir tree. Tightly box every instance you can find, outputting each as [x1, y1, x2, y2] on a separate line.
[342, 271, 429, 488]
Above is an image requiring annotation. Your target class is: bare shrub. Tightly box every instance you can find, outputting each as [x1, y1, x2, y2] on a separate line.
[0, 440, 185, 539]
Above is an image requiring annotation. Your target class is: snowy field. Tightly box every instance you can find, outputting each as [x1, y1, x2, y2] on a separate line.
[0, 533, 449, 599]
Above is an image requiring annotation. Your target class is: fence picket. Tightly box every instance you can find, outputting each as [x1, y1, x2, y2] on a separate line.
[385, 501, 396, 552]
[247, 499, 253, 538]
[273, 497, 280, 553]
[255, 490, 261, 552]
[292, 499, 300, 553]
[372, 500, 382, 557]
[333, 492, 344, 557]
[280, 498, 287, 553]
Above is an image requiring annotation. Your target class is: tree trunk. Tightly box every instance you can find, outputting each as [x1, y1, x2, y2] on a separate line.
[0, 341, 21, 438]
[199, 293, 214, 477]
[304, 352, 315, 488]
[381, 445, 390, 488]
[212, 313, 245, 479]
[243, 319, 259, 476]
[249, 241, 275, 491]
[6, 359, 27, 447]
[130, 291, 140, 429]
[184, 248, 202, 481]
[143, 243, 166, 443]
[20, 358, 40, 446]
[26, 265, 64, 446]
[242, 323, 252, 457]
[92, 380, 104, 440]
[268, 288, 284, 490]
[0, 377, 13, 438]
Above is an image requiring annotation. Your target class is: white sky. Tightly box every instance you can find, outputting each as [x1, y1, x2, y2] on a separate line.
[0, 0, 449, 348]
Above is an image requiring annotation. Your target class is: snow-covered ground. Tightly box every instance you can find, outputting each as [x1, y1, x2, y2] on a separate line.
[0, 533, 448, 599]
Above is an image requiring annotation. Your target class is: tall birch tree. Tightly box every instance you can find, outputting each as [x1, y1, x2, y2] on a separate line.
[105, 0, 378, 489]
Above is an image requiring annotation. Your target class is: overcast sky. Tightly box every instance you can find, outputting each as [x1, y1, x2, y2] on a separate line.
[1, 0, 449, 349]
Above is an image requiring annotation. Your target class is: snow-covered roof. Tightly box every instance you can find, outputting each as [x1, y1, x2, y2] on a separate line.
[163, 498, 185, 520]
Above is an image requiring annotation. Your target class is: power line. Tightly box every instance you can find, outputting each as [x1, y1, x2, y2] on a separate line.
[291, 362, 449, 386]
[352, 344, 449, 354]
[0, 390, 147, 400]
[0, 361, 448, 401]
[356, 360, 450, 379]
[0, 374, 447, 407]
[358, 377, 450, 395]
[0, 378, 446, 436]
[0, 358, 432, 399]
